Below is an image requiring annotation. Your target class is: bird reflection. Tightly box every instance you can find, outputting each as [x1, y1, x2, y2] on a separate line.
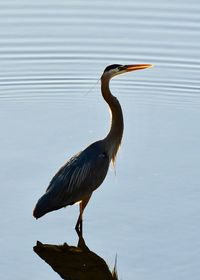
[33, 236, 118, 280]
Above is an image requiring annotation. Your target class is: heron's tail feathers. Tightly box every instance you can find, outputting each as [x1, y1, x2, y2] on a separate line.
[33, 193, 55, 219]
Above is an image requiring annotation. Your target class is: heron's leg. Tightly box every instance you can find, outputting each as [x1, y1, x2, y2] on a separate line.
[75, 194, 92, 237]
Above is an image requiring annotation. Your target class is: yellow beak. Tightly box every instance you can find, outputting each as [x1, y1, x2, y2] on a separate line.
[123, 64, 153, 72]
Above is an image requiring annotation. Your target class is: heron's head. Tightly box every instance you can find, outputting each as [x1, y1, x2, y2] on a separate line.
[102, 63, 153, 80]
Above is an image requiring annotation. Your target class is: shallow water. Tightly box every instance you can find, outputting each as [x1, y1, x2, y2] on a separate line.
[1, 0, 200, 279]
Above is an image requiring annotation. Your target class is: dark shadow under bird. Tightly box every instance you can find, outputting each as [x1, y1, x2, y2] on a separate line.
[33, 236, 119, 280]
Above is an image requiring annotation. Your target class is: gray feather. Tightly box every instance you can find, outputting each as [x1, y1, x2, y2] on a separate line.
[33, 140, 110, 218]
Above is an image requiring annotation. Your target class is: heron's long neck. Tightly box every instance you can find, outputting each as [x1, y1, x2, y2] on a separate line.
[101, 76, 124, 163]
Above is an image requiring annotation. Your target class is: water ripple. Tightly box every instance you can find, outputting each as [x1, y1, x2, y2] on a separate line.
[0, 0, 200, 108]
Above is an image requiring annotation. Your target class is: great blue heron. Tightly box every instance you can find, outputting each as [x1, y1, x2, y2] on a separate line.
[33, 63, 152, 235]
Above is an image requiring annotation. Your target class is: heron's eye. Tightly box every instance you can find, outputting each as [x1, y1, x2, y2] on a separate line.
[118, 66, 124, 71]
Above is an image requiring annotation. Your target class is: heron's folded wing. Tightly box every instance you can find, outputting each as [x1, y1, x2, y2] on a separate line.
[46, 149, 109, 207]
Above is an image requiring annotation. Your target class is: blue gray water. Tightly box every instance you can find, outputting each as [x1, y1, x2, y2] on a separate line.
[0, 0, 200, 279]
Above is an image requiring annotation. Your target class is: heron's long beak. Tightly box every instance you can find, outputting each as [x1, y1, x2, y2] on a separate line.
[123, 64, 153, 72]
[110, 64, 153, 79]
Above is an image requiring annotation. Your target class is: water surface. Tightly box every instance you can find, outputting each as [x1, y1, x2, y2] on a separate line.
[0, 1, 200, 280]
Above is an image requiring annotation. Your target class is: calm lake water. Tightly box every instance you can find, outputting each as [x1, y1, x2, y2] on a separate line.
[1, 0, 200, 279]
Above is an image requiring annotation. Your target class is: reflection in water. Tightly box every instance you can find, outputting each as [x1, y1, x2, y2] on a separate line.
[33, 236, 118, 280]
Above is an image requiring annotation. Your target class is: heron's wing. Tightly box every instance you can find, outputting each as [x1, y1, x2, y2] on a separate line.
[46, 142, 110, 207]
